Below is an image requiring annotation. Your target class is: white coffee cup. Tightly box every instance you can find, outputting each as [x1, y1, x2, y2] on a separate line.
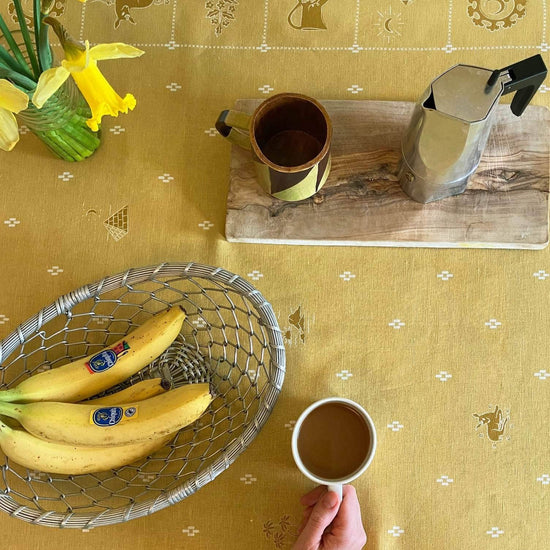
[291, 397, 377, 501]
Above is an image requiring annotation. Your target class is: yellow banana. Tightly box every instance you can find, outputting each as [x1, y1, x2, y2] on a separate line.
[84, 378, 170, 406]
[0, 420, 173, 475]
[0, 306, 185, 403]
[0, 383, 212, 447]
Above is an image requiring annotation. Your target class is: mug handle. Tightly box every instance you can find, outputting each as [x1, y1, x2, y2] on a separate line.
[215, 110, 252, 150]
[327, 483, 343, 503]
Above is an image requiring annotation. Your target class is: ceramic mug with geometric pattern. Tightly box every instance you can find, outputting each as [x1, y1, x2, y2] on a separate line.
[216, 93, 332, 202]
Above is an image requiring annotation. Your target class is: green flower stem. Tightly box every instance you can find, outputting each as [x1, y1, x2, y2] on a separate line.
[56, 128, 91, 158]
[45, 131, 81, 159]
[15, 68, 101, 162]
[54, 132, 85, 160]
[37, 122, 100, 161]
[33, 0, 41, 70]
[48, 103, 102, 150]
[65, 122, 101, 151]
[12, 0, 40, 77]
[35, 131, 74, 159]
[0, 66, 36, 91]
[69, 113, 101, 144]
[0, 14, 33, 79]
[20, 104, 101, 162]
[37, 21, 52, 71]
[0, 45, 35, 85]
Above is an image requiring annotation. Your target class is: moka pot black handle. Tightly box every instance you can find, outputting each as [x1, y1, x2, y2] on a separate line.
[497, 54, 547, 116]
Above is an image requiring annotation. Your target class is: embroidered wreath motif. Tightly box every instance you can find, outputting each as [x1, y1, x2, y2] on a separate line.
[467, 0, 526, 31]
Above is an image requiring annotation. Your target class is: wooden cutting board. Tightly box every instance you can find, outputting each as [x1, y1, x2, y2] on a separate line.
[225, 99, 549, 249]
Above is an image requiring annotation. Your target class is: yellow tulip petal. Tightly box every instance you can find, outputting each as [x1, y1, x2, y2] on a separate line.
[32, 66, 71, 108]
[0, 107, 20, 151]
[0, 80, 28, 113]
[89, 43, 145, 61]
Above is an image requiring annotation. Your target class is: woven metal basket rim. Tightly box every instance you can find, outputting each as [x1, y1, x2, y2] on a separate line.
[0, 262, 286, 528]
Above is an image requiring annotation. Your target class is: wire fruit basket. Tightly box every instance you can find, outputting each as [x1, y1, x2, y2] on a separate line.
[0, 263, 285, 528]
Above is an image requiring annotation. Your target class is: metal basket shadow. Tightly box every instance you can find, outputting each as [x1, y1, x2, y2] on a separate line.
[0, 263, 285, 528]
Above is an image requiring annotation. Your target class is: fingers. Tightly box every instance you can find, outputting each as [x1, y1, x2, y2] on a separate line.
[296, 487, 327, 537]
[293, 490, 340, 548]
[334, 485, 362, 529]
[300, 485, 326, 507]
[296, 505, 314, 536]
[330, 485, 367, 547]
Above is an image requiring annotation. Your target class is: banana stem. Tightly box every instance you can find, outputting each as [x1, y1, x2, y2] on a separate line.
[0, 402, 20, 421]
[0, 389, 20, 404]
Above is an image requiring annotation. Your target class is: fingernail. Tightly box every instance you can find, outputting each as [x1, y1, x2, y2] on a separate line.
[323, 490, 339, 509]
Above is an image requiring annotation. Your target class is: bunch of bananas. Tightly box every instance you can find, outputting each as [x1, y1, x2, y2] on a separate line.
[0, 307, 213, 475]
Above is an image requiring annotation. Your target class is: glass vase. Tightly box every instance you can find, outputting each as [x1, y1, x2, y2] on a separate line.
[17, 78, 101, 162]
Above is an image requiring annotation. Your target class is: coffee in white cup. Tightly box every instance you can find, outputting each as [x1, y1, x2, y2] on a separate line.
[291, 397, 377, 501]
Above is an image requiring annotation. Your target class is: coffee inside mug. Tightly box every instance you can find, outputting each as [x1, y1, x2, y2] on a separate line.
[252, 96, 330, 170]
[296, 401, 373, 481]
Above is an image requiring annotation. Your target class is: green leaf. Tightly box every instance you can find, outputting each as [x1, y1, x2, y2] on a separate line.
[37, 15, 52, 70]
[34, 0, 42, 71]
[0, 67, 36, 91]
[0, 14, 33, 79]
[12, 0, 40, 78]
[0, 44, 28, 75]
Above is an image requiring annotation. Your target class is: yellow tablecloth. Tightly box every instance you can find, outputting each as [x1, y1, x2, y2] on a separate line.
[1, 1, 549, 548]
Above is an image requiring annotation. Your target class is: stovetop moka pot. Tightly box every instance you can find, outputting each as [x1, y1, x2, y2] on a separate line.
[398, 54, 547, 204]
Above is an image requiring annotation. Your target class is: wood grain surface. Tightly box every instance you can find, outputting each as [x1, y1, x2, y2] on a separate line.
[225, 99, 549, 249]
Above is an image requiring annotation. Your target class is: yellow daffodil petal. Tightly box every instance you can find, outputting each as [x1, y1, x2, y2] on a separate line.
[0, 107, 20, 151]
[62, 58, 87, 73]
[89, 43, 144, 61]
[61, 41, 89, 72]
[70, 61, 136, 132]
[32, 66, 71, 108]
[0, 80, 28, 114]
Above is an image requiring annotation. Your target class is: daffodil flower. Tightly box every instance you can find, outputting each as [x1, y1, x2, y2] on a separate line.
[0, 79, 29, 151]
[33, 38, 144, 132]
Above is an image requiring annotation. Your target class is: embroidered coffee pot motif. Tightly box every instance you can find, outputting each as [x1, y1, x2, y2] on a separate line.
[288, 0, 330, 31]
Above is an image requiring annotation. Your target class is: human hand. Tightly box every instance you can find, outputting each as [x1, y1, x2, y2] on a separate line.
[292, 485, 367, 550]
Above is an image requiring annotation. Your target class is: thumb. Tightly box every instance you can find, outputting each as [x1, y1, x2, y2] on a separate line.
[295, 490, 340, 547]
